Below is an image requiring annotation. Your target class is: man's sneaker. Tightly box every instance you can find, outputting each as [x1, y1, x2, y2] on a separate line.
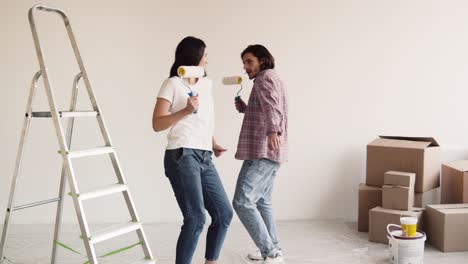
[262, 255, 284, 264]
[248, 249, 283, 262]
[247, 250, 264, 261]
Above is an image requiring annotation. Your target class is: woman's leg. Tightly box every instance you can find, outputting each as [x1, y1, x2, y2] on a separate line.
[200, 152, 233, 262]
[165, 148, 206, 264]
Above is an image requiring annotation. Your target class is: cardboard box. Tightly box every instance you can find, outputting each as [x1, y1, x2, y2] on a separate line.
[358, 184, 382, 232]
[441, 161, 468, 204]
[425, 204, 468, 252]
[369, 206, 424, 244]
[382, 185, 414, 210]
[414, 187, 440, 208]
[366, 136, 440, 192]
[384, 171, 415, 187]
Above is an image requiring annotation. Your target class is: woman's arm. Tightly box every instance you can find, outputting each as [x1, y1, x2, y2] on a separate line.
[152, 96, 198, 132]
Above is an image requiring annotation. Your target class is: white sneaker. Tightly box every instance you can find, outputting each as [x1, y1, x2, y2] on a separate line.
[248, 249, 283, 262]
[262, 255, 284, 264]
[247, 250, 264, 261]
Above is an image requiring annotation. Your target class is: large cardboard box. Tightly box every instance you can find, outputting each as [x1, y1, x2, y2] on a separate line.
[414, 187, 440, 208]
[382, 185, 413, 210]
[366, 136, 440, 192]
[369, 206, 424, 244]
[425, 204, 468, 252]
[441, 161, 468, 204]
[358, 184, 382, 232]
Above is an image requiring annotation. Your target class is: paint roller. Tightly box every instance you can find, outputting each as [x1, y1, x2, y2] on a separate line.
[222, 76, 244, 112]
[177, 66, 204, 113]
[177, 66, 205, 79]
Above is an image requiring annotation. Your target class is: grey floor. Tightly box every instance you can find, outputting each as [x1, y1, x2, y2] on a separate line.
[2, 220, 468, 263]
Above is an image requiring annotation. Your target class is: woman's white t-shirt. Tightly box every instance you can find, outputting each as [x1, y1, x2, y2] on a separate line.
[157, 76, 215, 151]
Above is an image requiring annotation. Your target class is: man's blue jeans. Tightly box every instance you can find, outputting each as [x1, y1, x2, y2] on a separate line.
[232, 158, 281, 258]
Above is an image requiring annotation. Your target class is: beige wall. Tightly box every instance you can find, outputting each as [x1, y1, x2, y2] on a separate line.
[2, 0, 468, 224]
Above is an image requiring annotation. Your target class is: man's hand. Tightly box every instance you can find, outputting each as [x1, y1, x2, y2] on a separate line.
[234, 98, 247, 113]
[212, 144, 228, 157]
[267, 132, 281, 150]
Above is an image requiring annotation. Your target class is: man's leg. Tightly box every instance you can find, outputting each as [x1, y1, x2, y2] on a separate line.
[257, 163, 280, 250]
[232, 159, 278, 258]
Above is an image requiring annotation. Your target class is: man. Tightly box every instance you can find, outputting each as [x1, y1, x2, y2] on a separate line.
[232, 45, 288, 264]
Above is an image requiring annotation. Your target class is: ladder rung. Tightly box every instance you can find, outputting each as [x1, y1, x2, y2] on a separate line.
[11, 198, 61, 211]
[89, 222, 142, 244]
[75, 184, 128, 201]
[61, 111, 98, 117]
[31, 111, 98, 118]
[63, 146, 115, 158]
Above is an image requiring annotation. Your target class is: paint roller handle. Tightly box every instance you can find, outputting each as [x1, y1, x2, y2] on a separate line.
[187, 92, 199, 114]
[234, 96, 247, 113]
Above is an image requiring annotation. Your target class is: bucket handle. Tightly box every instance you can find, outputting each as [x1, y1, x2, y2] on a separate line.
[387, 224, 401, 240]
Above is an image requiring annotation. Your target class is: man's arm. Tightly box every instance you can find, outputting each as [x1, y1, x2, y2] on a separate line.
[257, 76, 284, 150]
[257, 76, 284, 134]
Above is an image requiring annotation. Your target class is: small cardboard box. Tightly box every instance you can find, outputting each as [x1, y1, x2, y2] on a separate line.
[441, 161, 468, 204]
[382, 185, 414, 211]
[414, 187, 440, 208]
[366, 136, 440, 192]
[369, 206, 424, 244]
[358, 184, 382, 232]
[384, 171, 415, 187]
[425, 204, 468, 252]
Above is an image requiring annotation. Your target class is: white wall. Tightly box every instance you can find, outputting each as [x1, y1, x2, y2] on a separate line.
[3, 0, 468, 224]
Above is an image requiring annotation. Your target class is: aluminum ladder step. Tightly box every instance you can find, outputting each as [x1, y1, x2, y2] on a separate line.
[62, 146, 115, 158]
[74, 184, 128, 201]
[89, 222, 142, 244]
[31, 111, 98, 118]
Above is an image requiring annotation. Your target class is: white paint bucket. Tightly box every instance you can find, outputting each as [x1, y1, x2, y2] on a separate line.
[387, 224, 426, 264]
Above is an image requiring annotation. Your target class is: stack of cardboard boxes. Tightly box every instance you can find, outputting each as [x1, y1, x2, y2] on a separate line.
[358, 136, 441, 243]
[424, 160, 468, 252]
[358, 135, 468, 252]
[369, 171, 424, 243]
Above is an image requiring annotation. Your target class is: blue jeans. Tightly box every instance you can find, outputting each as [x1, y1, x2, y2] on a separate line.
[232, 158, 281, 258]
[164, 148, 233, 264]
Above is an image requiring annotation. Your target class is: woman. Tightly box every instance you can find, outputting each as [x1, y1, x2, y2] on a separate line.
[152, 36, 233, 264]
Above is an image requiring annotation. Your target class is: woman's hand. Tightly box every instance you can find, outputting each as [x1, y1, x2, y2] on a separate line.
[184, 94, 199, 114]
[212, 144, 227, 157]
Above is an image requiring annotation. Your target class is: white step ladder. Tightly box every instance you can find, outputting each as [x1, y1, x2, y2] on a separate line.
[0, 5, 155, 264]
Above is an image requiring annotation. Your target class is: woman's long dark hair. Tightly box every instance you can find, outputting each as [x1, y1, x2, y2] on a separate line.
[169, 36, 206, 77]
